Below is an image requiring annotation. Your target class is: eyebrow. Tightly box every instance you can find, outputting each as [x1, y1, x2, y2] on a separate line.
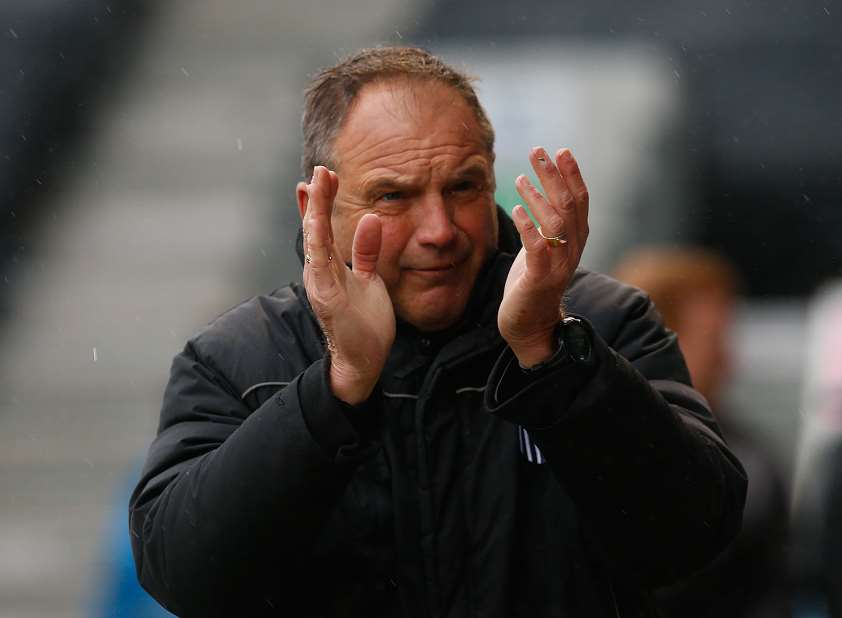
[450, 162, 491, 183]
[361, 177, 415, 201]
[360, 160, 492, 201]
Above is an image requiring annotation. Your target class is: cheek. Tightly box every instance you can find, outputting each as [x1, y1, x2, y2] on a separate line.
[458, 202, 498, 251]
[329, 212, 356, 261]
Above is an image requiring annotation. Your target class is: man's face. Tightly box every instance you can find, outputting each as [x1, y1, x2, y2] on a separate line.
[303, 80, 498, 332]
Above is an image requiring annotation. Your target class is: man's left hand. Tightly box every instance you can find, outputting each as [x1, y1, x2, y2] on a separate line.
[498, 147, 590, 368]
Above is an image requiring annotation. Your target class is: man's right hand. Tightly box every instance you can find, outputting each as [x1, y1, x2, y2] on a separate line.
[302, 166, 396, 405]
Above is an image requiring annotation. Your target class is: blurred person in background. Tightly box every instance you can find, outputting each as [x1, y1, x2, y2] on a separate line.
[614, 246, 790, 618]
[790, 282, 842, 617]
[129, 47, 746, 617]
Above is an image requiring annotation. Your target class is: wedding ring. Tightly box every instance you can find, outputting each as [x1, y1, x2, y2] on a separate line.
[537, 226, 568, 248]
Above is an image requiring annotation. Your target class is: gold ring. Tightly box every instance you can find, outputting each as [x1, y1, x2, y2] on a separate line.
[537, 225, 568, 248]
[305, 253, 312, 264]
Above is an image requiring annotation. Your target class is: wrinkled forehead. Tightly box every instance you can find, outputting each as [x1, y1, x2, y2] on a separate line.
[334, 79, 487, 157]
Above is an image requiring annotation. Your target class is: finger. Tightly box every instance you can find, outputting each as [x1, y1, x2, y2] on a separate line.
[327, 170, 340, 243]
[307, 165, 337, 221]
[328, 169, 340, 196]
[303, 192, 332, 270]
[303, 213, 340, 307]
[515, 174, 566, 240]
[555, 149, 589, 242]
[511, 204, 552, 277]
[352, 213, 382, 279]
[304, 167, 341, 275]
[529, 146, 575, 220]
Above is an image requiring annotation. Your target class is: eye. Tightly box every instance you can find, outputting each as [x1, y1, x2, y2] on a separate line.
[446, 180, 478, 196]
[379, 191, 404, 202]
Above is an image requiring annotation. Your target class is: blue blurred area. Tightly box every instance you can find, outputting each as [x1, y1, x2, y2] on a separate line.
[93, 468, 173, 618]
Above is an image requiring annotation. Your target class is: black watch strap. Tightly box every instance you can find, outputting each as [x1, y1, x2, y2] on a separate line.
[560, 316, 592, 363]
[518, 316, 592, 374]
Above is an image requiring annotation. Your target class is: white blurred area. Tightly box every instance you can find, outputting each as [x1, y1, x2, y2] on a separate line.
[439, 40, 688, 273]
[0, 3, 810, 616]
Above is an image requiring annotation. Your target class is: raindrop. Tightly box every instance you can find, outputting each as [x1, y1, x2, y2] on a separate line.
[236, 138, 243, 151]
[8, 28, 18, 39]
[180, 67, 190, 77]
[92, 347, 98, 362]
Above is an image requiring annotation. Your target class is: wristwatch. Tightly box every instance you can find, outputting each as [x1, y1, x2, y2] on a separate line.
[519, 316, 592, 373]
[560, 316, 591, 363]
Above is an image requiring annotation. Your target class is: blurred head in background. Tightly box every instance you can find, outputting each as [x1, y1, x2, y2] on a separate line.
[614, 247, 739, 410]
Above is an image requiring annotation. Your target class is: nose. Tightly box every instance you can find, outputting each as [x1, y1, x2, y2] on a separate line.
[414, 194, 457, 249]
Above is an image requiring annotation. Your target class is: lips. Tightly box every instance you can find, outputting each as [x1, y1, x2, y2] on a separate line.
[406, 266, 457, 280]
[405, 260, 467, 280]
[405, 251, 470, 273]
[413, 264, 456, 271]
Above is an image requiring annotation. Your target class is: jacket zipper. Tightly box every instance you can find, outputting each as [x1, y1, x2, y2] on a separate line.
[608, 579, 621, 618]
[416, 368, 441, 618]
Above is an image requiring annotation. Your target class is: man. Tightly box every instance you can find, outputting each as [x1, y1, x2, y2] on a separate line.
[614, 247, 790, 617]
[129, 47, 746, 617]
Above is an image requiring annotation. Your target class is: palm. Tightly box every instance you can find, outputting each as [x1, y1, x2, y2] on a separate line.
[499, 242, 571, 348]
[301, 166, 395, 404]
[319, 267, 395, 372]
[497, 147, 590, 366]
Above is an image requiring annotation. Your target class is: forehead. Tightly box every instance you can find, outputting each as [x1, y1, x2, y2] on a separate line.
[332, 79, 490, 178]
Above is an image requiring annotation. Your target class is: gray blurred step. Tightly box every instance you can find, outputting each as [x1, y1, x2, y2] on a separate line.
[0, 1, 417, 615]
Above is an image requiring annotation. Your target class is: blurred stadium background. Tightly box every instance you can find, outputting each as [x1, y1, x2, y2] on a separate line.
[0, 0, 839, 615]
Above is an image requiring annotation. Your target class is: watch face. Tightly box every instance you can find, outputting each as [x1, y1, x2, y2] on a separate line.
[563, 318, 592, 363]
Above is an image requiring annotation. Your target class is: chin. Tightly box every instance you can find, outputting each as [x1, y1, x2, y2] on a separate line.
[398, 289, 471, 332]
[412, 313, 462, 333]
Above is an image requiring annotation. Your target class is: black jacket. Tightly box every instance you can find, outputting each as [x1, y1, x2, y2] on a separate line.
[130, 213, 746, 617]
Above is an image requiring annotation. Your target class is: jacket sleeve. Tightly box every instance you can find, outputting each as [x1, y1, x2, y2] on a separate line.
[129, 338, 380, 616]
[484, 281, 747, 587]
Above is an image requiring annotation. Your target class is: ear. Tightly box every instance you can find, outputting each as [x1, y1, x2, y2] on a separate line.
[296, 181, 309, 220]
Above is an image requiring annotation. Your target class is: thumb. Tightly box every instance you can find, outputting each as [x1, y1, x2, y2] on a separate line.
[352, 213, 382, 278]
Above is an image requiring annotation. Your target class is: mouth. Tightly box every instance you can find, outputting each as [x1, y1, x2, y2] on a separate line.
[415, 264, 456, 272]
[405, 256, 467, 279]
